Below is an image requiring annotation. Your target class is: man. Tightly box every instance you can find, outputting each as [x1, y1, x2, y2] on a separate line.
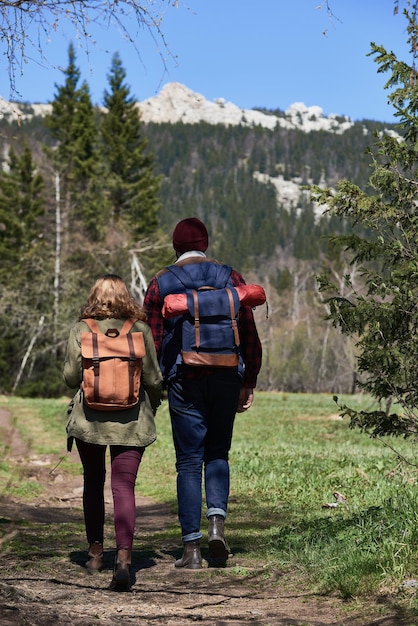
[143, 217, 262, 568]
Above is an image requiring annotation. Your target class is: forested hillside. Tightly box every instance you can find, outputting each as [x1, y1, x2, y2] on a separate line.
[0, 70, 396, 396]
[144, 120, 388, 267]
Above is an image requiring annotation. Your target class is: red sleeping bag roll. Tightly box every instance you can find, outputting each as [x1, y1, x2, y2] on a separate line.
[162, 284, 266, 319]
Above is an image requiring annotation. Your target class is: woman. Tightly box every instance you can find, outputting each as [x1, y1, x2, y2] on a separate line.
[63, 274, 162, 591]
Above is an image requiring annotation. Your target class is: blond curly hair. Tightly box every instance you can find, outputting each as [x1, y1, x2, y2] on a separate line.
[79, 274, 146, 321]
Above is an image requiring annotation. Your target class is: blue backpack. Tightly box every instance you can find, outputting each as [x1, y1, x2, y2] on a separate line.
[166, 264, 241, 367]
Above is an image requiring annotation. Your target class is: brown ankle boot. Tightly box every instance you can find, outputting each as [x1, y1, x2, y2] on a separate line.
[174, 540, 202, 569]
[208, 515, 231, 564]
[109, 548, 132, 591]
[86, 542, 103, 572]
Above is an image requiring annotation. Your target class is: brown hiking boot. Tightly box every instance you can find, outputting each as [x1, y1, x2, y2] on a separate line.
[109, 548, 132, 591]
[174, 540, 202, 569]
[208, 515, 232, 565]
[86, 542, 103, 572]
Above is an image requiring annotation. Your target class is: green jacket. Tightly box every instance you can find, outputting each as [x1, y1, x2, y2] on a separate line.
[63, 318, 163, 449]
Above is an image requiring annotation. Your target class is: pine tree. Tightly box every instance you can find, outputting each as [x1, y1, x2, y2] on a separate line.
[100, 53, 161, 240]
[313, 9, 418, 438]
[44, 42, 106, 241]
[45, 42, 81, 176]
[0, 141, 45, 278]
[0, 141, 49, 393]
[70, 82, 109, 239]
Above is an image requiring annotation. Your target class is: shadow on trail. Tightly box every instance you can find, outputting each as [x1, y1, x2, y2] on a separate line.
[70, 548, 164, 573]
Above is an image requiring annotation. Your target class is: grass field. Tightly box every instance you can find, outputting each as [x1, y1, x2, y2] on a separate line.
[1, 391, 418, 609]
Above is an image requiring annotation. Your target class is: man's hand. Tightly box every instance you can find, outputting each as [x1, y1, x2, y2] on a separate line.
[237, 388, 254, 413]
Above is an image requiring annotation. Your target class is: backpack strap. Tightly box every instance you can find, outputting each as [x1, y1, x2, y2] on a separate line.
[190, 290, 201, 348]
[226, 288, 240, 348]
[121, 319, 141, 404]
[215, 264, 234, 287]
[82, 318, 101, 333]
[81, 319, 101, 402]
[167, 264, 193, 288]
[120, 318, 137, 334]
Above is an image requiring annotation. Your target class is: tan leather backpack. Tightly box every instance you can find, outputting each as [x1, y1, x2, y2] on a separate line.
[81, 318, 145, 411]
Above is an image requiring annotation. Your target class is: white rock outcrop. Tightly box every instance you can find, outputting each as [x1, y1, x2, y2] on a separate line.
[1, 81, 354, 134]
[137, 83, 354, 133]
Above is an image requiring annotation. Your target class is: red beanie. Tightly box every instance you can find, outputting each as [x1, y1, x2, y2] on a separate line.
[172, 217, 209, 254]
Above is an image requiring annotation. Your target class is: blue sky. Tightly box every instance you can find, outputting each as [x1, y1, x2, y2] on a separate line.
[1, 0, 412, 122]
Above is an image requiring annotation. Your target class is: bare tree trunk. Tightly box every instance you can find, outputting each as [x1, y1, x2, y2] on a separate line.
[130, 252, 148, 305]
[317, 322, 331, 390]
[53, 172, 61, 348]
[12, 316, 45, 392]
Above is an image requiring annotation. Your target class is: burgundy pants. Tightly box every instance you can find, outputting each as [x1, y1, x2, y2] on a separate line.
[75, 438, 144, 550]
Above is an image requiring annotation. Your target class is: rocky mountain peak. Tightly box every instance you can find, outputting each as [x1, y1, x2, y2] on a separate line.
[137, 82, 354, 133]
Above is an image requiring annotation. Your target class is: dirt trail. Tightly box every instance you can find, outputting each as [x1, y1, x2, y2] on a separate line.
[0, 406, 413, 626]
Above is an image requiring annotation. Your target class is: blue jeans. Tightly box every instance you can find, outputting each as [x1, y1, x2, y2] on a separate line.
[168, 369, 242, 543]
